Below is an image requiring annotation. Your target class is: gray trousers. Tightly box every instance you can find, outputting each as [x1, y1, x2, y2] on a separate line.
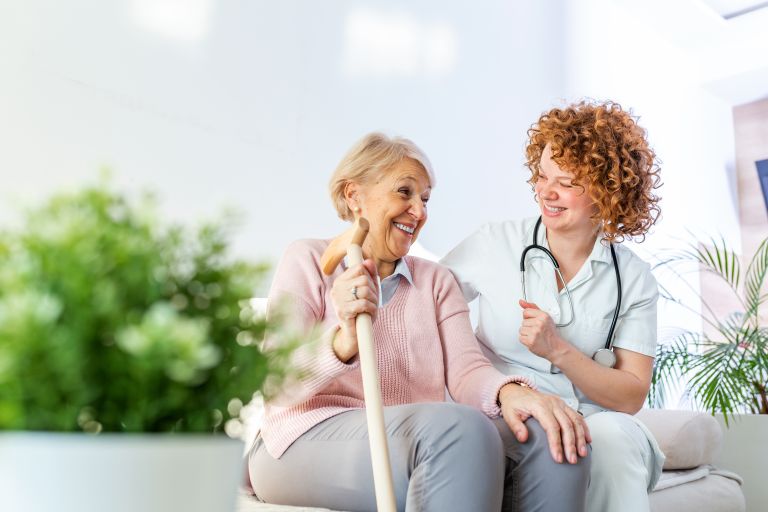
[249, 402, 590, 512]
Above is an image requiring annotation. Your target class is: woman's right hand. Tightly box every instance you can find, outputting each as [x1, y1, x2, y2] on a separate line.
[330, 259, 380, 362]
[498, 383, 591, 464]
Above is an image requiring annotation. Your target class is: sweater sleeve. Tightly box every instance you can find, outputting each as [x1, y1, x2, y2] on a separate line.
[265, 240, 360, 406]
[435, 268, 534, 417]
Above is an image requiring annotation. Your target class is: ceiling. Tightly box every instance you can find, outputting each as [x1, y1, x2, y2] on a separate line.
[699, 0, 768, 19]
[616, 0, 768, 105]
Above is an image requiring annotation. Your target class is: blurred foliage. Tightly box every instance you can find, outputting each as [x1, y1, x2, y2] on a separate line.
[0, 183, 291, 433]
[650, 237, 768, 424]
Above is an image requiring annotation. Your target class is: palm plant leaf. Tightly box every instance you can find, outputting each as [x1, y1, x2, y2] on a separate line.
[742, 326, 768, 413]
[654, 244, 743, 325]
[650, 332, 699, 408]
[651, 237, 741, 302]
[686, 340, 751, 424]
[651, 235, 768, 420]
[744, 238, 768, 319]
[684, 236, 741, 292]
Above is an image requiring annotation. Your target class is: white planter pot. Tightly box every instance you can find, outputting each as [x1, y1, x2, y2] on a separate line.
[714, 414, 768, 512]
[0, 433, 245, 512]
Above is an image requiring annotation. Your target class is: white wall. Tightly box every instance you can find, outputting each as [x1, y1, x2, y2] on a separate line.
[0, 0, 570, 287]
[2, 0, 766, 342]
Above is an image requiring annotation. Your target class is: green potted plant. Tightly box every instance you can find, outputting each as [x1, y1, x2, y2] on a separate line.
[649, 236, 768, 420]
[0, 183, 292, 512]
[649, 235, 768, 508]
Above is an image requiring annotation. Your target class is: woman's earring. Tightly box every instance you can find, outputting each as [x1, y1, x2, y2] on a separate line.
[352, 206, 361, 214]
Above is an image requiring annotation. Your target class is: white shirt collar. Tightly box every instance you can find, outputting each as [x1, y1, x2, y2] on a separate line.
[341, 256, 414, 285]
[384, 257, 414, 285]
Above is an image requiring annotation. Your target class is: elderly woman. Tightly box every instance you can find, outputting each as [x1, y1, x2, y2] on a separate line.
[442, 101, 666, 511]
[248, 133, 591, 511]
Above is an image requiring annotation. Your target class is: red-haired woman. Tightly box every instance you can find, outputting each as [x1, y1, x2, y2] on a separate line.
[443, 100, 665, 511]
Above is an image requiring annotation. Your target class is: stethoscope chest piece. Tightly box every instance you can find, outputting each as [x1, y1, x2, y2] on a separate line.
[593, 348, 617, 368]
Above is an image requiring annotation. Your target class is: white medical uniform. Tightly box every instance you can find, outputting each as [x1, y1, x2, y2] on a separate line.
[441, 217, 665, 512]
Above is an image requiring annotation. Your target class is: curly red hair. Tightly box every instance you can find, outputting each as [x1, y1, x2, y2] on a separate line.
[525, 100, 661, 242]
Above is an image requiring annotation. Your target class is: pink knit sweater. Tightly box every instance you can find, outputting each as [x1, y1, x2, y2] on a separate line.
[261, 239, 529, 458]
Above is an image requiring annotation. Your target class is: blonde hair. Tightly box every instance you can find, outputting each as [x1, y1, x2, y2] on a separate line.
[329, 132, 435, 221]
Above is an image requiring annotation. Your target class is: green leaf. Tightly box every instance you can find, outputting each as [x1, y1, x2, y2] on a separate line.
[745, 238, 768, 319]
[650, 236, 768, 420]
[688, 237, 741, 292]
[0, 182, 296, 433]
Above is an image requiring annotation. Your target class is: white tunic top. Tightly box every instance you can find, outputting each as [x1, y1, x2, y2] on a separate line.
[441, 217, 659, 416]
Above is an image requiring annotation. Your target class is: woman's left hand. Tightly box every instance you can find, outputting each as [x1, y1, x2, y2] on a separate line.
[518, 299, 567, 360]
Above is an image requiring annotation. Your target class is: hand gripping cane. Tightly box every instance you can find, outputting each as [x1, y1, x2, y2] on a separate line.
[320, 218, 396, 512]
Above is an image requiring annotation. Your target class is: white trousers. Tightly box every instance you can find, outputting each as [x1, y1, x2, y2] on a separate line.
[586, 411, 665, 512]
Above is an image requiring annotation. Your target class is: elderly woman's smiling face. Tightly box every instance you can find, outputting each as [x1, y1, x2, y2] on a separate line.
[345, 157, 431, 274]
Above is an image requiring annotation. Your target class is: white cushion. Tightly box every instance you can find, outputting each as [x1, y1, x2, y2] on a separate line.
[635, 409, 721, 470]
[650, 473, 745, 512]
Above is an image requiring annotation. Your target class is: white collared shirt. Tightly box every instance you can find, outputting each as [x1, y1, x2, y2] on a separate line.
[380, 258, 413, 306]
[441, 217, 659, 415]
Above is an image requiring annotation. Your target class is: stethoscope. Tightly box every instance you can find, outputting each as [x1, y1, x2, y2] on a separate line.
[519, 216, 622, 368]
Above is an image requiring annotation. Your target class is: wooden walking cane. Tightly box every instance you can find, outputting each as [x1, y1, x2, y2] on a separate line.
[320, 217, 397, 512]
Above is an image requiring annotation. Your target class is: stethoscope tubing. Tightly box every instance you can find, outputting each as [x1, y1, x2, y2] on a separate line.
[519, 242, 575, 328]
[520, 216, 621, 352]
